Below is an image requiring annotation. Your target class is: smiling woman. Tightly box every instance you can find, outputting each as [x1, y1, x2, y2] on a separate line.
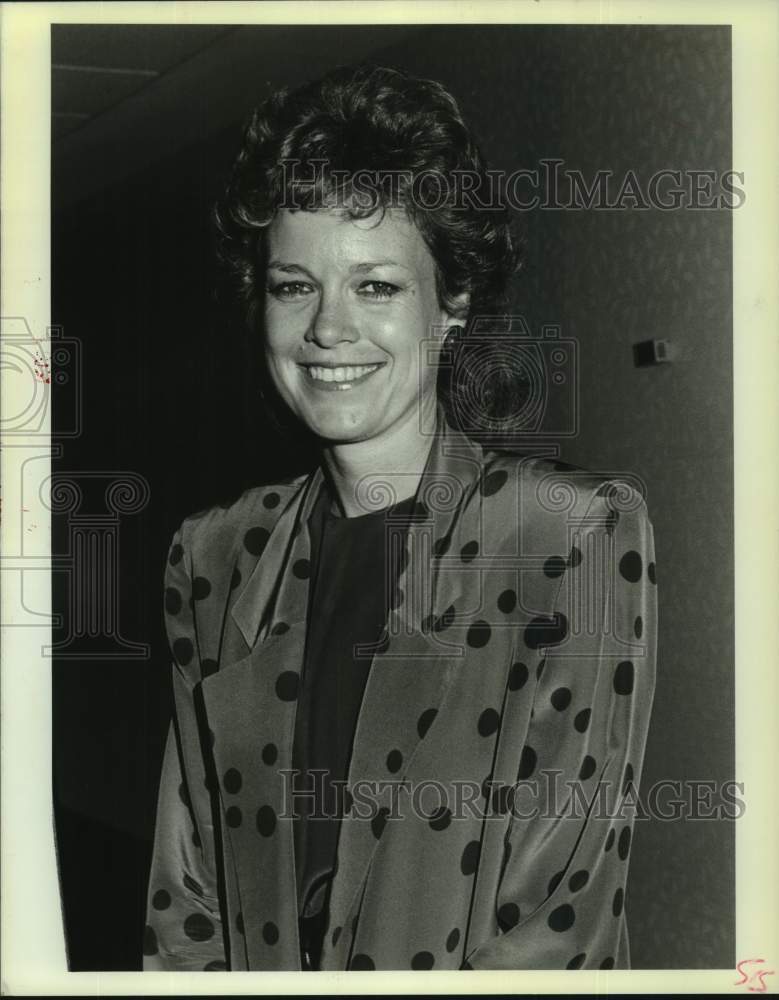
[143, 64, 658, 972]
[262, 206, 464, 484]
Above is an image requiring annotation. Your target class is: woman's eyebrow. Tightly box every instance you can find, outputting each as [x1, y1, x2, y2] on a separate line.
[267, 260, 412, 274]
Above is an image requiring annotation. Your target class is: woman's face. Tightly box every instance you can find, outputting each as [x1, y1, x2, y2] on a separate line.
[263, 206, 461, 446]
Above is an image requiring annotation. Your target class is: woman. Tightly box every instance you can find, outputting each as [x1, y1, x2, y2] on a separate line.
[143, 64, 657, 972]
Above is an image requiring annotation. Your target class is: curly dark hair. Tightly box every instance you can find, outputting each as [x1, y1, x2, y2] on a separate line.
[215, 63, 525, 437]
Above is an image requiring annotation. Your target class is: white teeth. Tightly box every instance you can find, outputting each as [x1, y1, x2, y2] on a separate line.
[306, 364, 380, 383]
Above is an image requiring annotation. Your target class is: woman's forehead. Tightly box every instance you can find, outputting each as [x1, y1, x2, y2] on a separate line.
[265, 207, 434, 273]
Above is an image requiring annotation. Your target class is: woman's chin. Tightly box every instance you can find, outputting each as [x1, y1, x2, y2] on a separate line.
[297, 404, 382, 444]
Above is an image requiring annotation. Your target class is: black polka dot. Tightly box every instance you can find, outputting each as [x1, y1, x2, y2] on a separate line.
[192, 576, 211, 600]
[256, 805, 276, 837]
[579, 755, 597, 780]
[551, 687, 572, 711]
[567, 952, 586, 969]
[169, 543, 184, 566]
[184, 913, 214, 941]
[191, 829, 201, 849]
[244, 526, 270, 557]
[446, 927, 460, 952]
[481, 468, 508, 497]
[600, 956, 615, 969]
[165, 587, 182, 615]
[569, 869, 589, 892]
[178, 782, 191, 810]
[498, 589, 517, 613]
[224, 768, 242, 794]
[226, 806, 242, 828]
[574, 708, 591, 733]
[204, 960, 226, 971]
[152, 889, 171, 910]
[508, 661, 529, 690]
[517, 745, 537, 780]
[350, 953, 375, 970]
[371, 807, 389, 839]
[417, 707, 438, 738]
[548, 904, 575, 932]
[434, 605, 455, 632]
[648, 561, 657, 584]
[433, 536, 450, 557]
[172, 637, 194, 666]
[461, 840, 481, 875]
[524, 613, 568, 649]
[331, 926, 342, 946]
[568, 546, 583, 568]
[202, 658, 218, 677]
[548, 870, 564, 894]
[411, 951, 435, 969]
[183, 873, 203, 896]
[477, 708, 500, 736]
[271, 621, 290, 635]
[618, 826, 632, 860]
[544, 555, 567, 578]
[622, 763, 635, 796]
[605, 828, 615, 852]
[236, 912, 245, 935]
[292, 558, 310, 579]
[386, 749, 403, 773]
[612, 887, 624, 917]
[263, 921, 279, 945]
[614, 661, 634, 695]
[429, 806, 452, 831]
[275, 670, 299, 701]
[497, 902, 520, 931]
[461, 540, 479, 562]
[619, 550, 642, 582]
[263, 491, 280, 509]
[230, 567, 242, 590]
[262, 742, 278, 765]
[634, 615, 643, 638]
[142, 924, 158, 955]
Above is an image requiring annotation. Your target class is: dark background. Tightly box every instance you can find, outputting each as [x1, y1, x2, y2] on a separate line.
[52, 23, 734, 970]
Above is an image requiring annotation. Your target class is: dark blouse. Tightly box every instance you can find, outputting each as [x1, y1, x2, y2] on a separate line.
[292, 479, 417, 970]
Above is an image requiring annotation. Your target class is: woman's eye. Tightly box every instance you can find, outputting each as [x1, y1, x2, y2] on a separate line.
[357, 280, 401, 300]
[267, 281, 312, 300]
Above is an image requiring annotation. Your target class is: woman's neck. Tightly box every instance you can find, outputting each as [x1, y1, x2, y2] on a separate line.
[319, 401, 438, 518]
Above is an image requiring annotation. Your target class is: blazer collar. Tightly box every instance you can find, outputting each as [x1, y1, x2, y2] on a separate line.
[230, 402, 483, 651]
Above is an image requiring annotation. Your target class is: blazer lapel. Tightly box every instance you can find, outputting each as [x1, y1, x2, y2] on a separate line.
[321, 407, 485, 968]
[201, 464, 326, 969]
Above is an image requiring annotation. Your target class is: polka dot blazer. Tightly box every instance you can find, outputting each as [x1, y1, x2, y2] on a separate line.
[144, 407, 657, 971]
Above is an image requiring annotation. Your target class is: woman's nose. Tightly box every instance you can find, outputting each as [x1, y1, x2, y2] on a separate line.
[305, 294, 359, 347]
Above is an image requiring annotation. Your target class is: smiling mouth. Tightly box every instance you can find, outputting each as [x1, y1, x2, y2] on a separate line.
[301, 363, 385, 388]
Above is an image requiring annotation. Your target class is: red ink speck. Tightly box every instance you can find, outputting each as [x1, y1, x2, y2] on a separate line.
[33, 349, 51, 385]
[735, 958, 775, 993]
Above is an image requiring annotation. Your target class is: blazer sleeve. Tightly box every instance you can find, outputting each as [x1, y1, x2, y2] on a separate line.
[463, 485, 657, 970]
[142, 524, 227, 971]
